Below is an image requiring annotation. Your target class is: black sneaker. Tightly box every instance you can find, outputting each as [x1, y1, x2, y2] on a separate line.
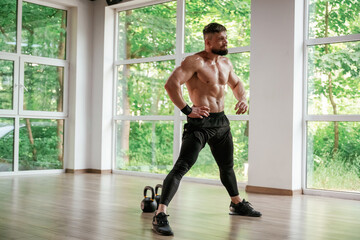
[152, 212, 174, 236]
[229, 199, 262, 217]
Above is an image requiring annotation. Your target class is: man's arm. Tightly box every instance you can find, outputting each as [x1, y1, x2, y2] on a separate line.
[164, 56, 210, 118]
[227, 61, 248, 115]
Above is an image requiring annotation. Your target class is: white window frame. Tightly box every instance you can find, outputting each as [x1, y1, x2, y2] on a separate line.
[112, 0, 250, 175]
[302, 0, 360, 199]
[0, 0, 70, 174]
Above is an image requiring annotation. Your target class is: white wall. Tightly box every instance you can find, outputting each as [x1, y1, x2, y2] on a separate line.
[69, 1, 94, 170]
[248, 0, 303, 191]
[42, 0, 94, 171]
[90, 1, 115, 171]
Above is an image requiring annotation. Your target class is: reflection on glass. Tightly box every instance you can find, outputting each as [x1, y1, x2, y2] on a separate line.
[117, 61, 175, 116]
[0, 60, 14, 110]
[0, 0, 17, 53]
[24, 63, 64, 112]
[22, 2, 67, 59]
[307, 41, 360, 115]
[307, 121, 360, 192]
[308, 0, 360, 39]
[0, 118, 14, 172]
[116, 121, 174, 173]
[118, 1, 176, 60]
[19, 118, 64, 170]
[185, 0, 251, 53]
[187, 121, 249, 182]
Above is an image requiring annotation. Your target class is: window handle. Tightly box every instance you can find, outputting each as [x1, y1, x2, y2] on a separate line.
[15, 84, 28, 92]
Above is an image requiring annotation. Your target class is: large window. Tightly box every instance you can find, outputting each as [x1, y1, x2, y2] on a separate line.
[114, 0, 251, 182]
[305, 0, 360, 193]
[0, 1, 68, 173]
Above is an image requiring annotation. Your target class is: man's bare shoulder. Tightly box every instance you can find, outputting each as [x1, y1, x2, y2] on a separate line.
[181, 53, 205, 70]
[220, 56, 232, 65]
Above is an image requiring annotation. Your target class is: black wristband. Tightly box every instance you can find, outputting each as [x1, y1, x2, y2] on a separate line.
[181, 104, 192, 115]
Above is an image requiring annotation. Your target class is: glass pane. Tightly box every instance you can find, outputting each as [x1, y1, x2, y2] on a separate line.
[0, 118, 14, 172]
[117, 61, 175, 116]
[0, 60, 14, 110]
[19, 118, 64, 170]
[307, 41, 360, 115]
[308, 0, 360, 39]
[187, 121, 249, 182]
[185, 0, 251, 53]
[118, 1, 176, 60]
[116, 120, 174, 173]
[0, 0, 17, 53]
[224, 52, 250, 115]
[24, 63, 64, 112]
[307, 121, 360, 192]
[22, 2, 67, 59]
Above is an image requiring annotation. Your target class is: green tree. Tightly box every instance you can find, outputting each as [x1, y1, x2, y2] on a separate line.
[117, 0, 252, 179]
[309, 0, 360, 153]
[0, 1, 66, 169]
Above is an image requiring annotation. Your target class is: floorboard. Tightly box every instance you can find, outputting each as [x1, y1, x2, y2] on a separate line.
[0, 173, 359, 240]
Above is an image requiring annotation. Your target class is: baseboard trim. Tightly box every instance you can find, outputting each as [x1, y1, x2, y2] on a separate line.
[65, 169, 112, 174]
[246, 185, 302, 196]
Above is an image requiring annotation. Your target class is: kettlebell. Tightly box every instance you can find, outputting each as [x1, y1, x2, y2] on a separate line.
[141, 186, 157, 212]
[155, 184, 163, 209]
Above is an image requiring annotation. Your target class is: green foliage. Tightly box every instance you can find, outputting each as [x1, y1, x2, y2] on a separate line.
[0, 60, 14, 109]
[307, 1, 360, 191]
[308, 0, 360, 38]
[0, 0, 17, 53]
[118, 1, 177, 60]
[307, 122, 360, 190]
[116, 0, 251, 180]
[308, 0, 360, 115]
[118, 121, 173, 174]
[0, 2, 66, 171]
[118, 61, 175, 116]
[308, 42, 360, 114]
[185, 0, 251, 52]
[225, 53, 250, 114]
[18, 120, 63, 170]
[307, 155, 360, 191]
[22, 2, 67, 59]
[0, 119, 63, 171]
[24, 63, 63, 112]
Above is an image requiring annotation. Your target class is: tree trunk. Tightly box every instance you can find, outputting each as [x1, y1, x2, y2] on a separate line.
[23, 27, 37, 162]
[25, 118, 37, 161]
[119, 10, 132, 165]
[56, 11, 66, 164]
[120, 65, 130, 165]
[150, 85, 161, 166]
[324, 2, 339, 153]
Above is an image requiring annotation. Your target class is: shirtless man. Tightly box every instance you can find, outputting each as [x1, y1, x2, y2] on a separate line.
[152, 23, 261, 236]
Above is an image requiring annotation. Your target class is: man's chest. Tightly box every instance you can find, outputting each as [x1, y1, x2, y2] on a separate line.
[196, 63, 230, 85]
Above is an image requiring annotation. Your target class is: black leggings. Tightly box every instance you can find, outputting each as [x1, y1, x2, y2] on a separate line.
[160, 112, 239, 206]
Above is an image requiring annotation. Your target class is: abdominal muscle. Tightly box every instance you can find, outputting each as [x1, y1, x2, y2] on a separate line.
[186, 82, 226, 113]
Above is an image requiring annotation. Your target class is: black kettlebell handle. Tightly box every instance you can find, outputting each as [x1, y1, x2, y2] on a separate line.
[143, 186, 155, 200]
[155, 184, 163, 196]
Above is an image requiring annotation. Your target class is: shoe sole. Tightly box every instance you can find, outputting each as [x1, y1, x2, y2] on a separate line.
[229, 211, 262, 217]
[152, 226, 174, 236]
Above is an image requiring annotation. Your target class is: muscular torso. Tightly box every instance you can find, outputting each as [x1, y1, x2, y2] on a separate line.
[186, 51, 231, 113]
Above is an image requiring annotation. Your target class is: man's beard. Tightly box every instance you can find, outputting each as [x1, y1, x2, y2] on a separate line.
[211, 48, 228, 56]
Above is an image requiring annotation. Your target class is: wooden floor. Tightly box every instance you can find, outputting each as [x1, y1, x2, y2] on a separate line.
[0, 174, 359, 240]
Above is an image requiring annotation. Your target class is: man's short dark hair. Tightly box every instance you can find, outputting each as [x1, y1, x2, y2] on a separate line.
[203, 23, 227, 39]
